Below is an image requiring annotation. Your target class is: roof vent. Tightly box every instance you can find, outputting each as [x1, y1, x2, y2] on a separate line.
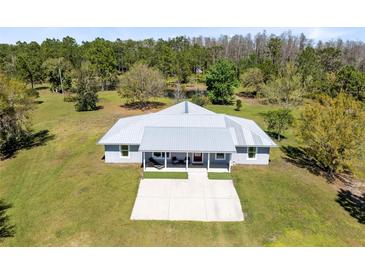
[184, 101, 189, 113]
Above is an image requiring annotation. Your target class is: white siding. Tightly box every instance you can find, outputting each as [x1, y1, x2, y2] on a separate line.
[104, 145, 142, 163]
[231, 147, 270, 165]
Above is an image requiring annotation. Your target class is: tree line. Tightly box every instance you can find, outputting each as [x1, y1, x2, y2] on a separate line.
[0, 32, 365, 96]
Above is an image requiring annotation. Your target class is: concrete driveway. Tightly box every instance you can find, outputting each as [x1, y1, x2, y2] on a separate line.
[130, 172, 244, 222]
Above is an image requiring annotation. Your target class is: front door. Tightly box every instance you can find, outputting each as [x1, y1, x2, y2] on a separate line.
[193, 153, 203, 163]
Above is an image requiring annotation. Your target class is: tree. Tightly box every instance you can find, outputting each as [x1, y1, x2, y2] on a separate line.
[82, 38, 117, 90]
[260, 63, 304, 106]
[42, 58, 72, 93]
[61, 36, 80, 68]
[118, 63, 165, 107]
[174, 82, 185, 103]
[257, 58, 279, 82]
[318, 47, 342, 73]
[238, 53, 259, 72]
[336, 65, 365, 101]
[263, 109, 294, 141]
[15, 42, 44, 89]
[74, 68, 98, 112]
[298, 93, 365, 178]
[267, 37, 282, 73]
[297, 46, 322, 85]
[0, 73, 33, 157]
[235, 99, 242, 111]
[205, 59, 238, 104]
[240, 67, 264, 96]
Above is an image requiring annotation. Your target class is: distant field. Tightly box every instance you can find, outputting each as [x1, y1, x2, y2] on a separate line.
[0, 90, 364, 246]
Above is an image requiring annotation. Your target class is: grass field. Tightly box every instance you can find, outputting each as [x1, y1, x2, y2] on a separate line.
[0, 90, 364, 246]
[143, 172, 188, 179]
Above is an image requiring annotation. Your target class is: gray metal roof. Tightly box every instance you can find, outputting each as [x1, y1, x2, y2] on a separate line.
[225, 115, 277, 147]
[157, 101, 215, 115]
[139, 127, 236, 152]
[98, 101, 277, 148]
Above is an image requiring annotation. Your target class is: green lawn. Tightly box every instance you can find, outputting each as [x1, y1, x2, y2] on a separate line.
[208, 172, 232, 180]
[0, 90, 364, 246]
[144, 172, 188, 179]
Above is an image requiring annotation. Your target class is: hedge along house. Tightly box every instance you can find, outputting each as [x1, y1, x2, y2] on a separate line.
[98, 101, 277, 172]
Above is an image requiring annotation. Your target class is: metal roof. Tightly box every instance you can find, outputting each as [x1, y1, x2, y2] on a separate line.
[97, 101, 277, 148]
[139, 127, 236, 152]
[225, 115, 277, 147]
[157, 101, 215, 115]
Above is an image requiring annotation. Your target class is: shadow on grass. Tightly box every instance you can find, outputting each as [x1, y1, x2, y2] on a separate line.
[265, 130, 286, 141]
[281, 145, 335, 181]
[0, 200, 15, 239]
[121, 101, 166, 110]
[1, 130, 55, 160]
[76, 106, 104, 112]
[237, 92, 256, 98]
[34, 85, 49, 91]
[336, 189, 365, 224]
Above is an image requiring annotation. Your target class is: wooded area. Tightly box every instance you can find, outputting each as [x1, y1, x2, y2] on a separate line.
[0, 31, 365, 100]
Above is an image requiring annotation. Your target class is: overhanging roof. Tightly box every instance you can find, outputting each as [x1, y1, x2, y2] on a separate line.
[139, 127, 236, 152]
[97, 101, 277, 148]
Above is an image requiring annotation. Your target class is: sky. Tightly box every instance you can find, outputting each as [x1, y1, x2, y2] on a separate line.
[0, 27, 365, 44]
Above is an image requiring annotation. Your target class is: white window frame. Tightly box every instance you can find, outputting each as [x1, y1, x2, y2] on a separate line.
[215, 153, 226, 160]
[247, 147, 257, 160]
[152, 152, 171, 159]
[119, 144, 130, 158]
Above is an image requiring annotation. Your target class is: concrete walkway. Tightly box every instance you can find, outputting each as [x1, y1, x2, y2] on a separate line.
[130, 171, 244, 222]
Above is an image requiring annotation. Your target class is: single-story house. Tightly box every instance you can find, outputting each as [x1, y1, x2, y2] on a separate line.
[98, 101, 277, 172]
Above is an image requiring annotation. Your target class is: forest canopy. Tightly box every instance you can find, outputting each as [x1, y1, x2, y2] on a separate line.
[0, 32, 364, 101]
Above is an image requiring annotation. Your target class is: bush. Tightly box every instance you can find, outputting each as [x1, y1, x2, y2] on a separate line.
[235, 99, 242, 111]
[191, 94, 210, 106]
[63, 92, 76, 102]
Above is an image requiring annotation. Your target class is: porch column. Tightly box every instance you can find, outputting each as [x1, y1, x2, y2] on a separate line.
[186, 152, 188, 171]
[143, 152, 146, 171]
[207, 153, 210, 171]
[228, 154, 231, 172]
[164, 152, 167, 169]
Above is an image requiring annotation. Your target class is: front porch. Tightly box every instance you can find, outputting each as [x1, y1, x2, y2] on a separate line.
[142, 152, 232, 173]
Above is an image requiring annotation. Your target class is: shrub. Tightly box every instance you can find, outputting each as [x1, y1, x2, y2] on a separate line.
[191, 94, 210, 106]
[235, 99, 242, 111]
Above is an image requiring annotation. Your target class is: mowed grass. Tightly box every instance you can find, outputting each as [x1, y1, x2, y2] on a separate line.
[143, 172, 188, 179]
[208, 172, 232, 180]
[0, 90, 364, 246]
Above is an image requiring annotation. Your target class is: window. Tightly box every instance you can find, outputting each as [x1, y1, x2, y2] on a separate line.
[152, 152, 170, 159]
[120, 145, 129, 158]
[215, 153, 226, 160]
[248, 147, 257, 159]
